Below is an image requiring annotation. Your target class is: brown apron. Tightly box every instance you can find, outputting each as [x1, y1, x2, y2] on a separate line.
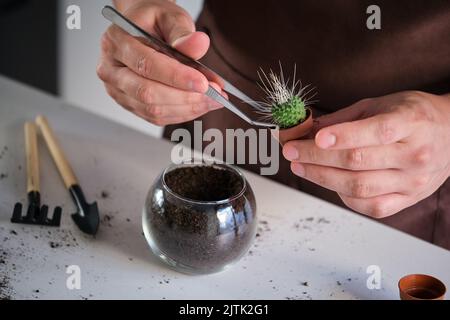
[164, 0, 450, 249]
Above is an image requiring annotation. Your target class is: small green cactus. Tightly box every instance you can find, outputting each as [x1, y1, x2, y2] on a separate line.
[255, 64, 316, 129]
[272, 95, 307, 129]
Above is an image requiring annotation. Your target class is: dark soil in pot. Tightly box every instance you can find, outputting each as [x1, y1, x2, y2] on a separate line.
[164, 166, 243, 202]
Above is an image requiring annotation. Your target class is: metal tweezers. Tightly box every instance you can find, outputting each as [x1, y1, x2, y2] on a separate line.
[102, 5, 277, 130]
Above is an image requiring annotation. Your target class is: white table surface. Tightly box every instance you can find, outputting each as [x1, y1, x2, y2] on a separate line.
[1, 75, 449, 300]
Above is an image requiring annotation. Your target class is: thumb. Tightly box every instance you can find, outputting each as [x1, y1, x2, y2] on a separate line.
[312, 99, 375, 148]
[158, 11, 210, 60]
[172, 32, 210, 60]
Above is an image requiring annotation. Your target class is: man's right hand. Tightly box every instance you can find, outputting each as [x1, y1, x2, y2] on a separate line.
[97, 0, 224, 126]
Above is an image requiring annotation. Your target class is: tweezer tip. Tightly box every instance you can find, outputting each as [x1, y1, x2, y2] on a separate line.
[251, 121, 279, 130]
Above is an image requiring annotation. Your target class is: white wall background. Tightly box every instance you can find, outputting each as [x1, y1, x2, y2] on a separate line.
[59, 0, 204, 137]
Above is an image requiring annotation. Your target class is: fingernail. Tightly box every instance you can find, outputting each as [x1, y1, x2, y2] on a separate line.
[205, 96, 223, 109]
[292, 163, 305, 177]
[171, 34, 191, 48]
[283, 145, 299, 161]
[317, 132, 336, 149]
[189, 79, 207, 93]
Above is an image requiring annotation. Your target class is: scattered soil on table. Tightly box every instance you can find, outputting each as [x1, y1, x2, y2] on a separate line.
[257, 220, 271, 234]
[101, 214, 115, 227]
[100, 190, 110, 199]
[0, 173, 7, 180]
[292, 216, 333, 244]
[45, 229, 79, 248]
[49, 241, 61, 249]
[294, 216, 332, 227]
[1, 225, 82, 299]
[0, 145, 8, 160]
[0, 250, 13, 300]
[286, 291, 312, 300]
[242, 219, 271, 257]
[6, 227, 79, 250]
[0, 275, 12, 300]
[147, 166, 256, 272]
[300, 281, 309, 287]
[99, 208, 127, 228]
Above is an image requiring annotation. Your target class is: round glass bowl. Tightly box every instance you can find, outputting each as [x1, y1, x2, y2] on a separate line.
[142, 162, 257, 274]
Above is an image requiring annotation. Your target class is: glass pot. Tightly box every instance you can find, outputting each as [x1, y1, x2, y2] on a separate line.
[142, 162, 257, 274]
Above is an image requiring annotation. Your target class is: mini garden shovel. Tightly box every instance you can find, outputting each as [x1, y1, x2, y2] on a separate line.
[35, 115, 99, 235]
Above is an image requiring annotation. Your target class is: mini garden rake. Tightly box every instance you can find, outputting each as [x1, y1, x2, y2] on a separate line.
[11, 122, 62, 226]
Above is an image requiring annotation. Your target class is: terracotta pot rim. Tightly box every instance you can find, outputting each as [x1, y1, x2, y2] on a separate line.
[398, 274, 446, 300]
[275, 108, 314, 145]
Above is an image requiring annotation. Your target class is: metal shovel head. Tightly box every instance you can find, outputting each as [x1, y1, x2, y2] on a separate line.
[71, 201, 99, 235]
[69, 185, 100, 235]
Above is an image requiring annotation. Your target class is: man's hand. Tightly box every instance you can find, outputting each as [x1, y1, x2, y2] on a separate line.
[282, 91, 450, 218]
[97, 0, 224, 126]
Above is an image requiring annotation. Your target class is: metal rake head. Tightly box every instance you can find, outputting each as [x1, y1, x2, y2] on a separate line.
[11, 192, 62, 226]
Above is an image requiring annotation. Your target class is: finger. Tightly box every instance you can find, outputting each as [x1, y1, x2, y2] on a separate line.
[283, 139, 408, 170]
[137, 105, 213, 126]
[105, 85, 213, 126]
[208, 81, 228, 100]
[105, 84, 163, 117]
[136, 101, 219, 124]
[339, 193, 415, 219]
[104, 85, 136, 112]
[315, 109, 415, 150]
[121, 2, 209, 59]
[105, 26, 208, 92]
[171, 31, 210, 60]
[156, 7, 209, 59]
[100, 62, 222, 110]
[290, 163, 407, 198]
[311, 98, 370, 135]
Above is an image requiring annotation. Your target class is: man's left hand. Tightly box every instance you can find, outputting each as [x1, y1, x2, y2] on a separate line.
[283, 91, 450, 218]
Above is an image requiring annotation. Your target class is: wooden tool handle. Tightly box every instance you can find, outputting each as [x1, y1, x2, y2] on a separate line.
[35, 115, 78, 188]
[25, 122, 40, 193]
